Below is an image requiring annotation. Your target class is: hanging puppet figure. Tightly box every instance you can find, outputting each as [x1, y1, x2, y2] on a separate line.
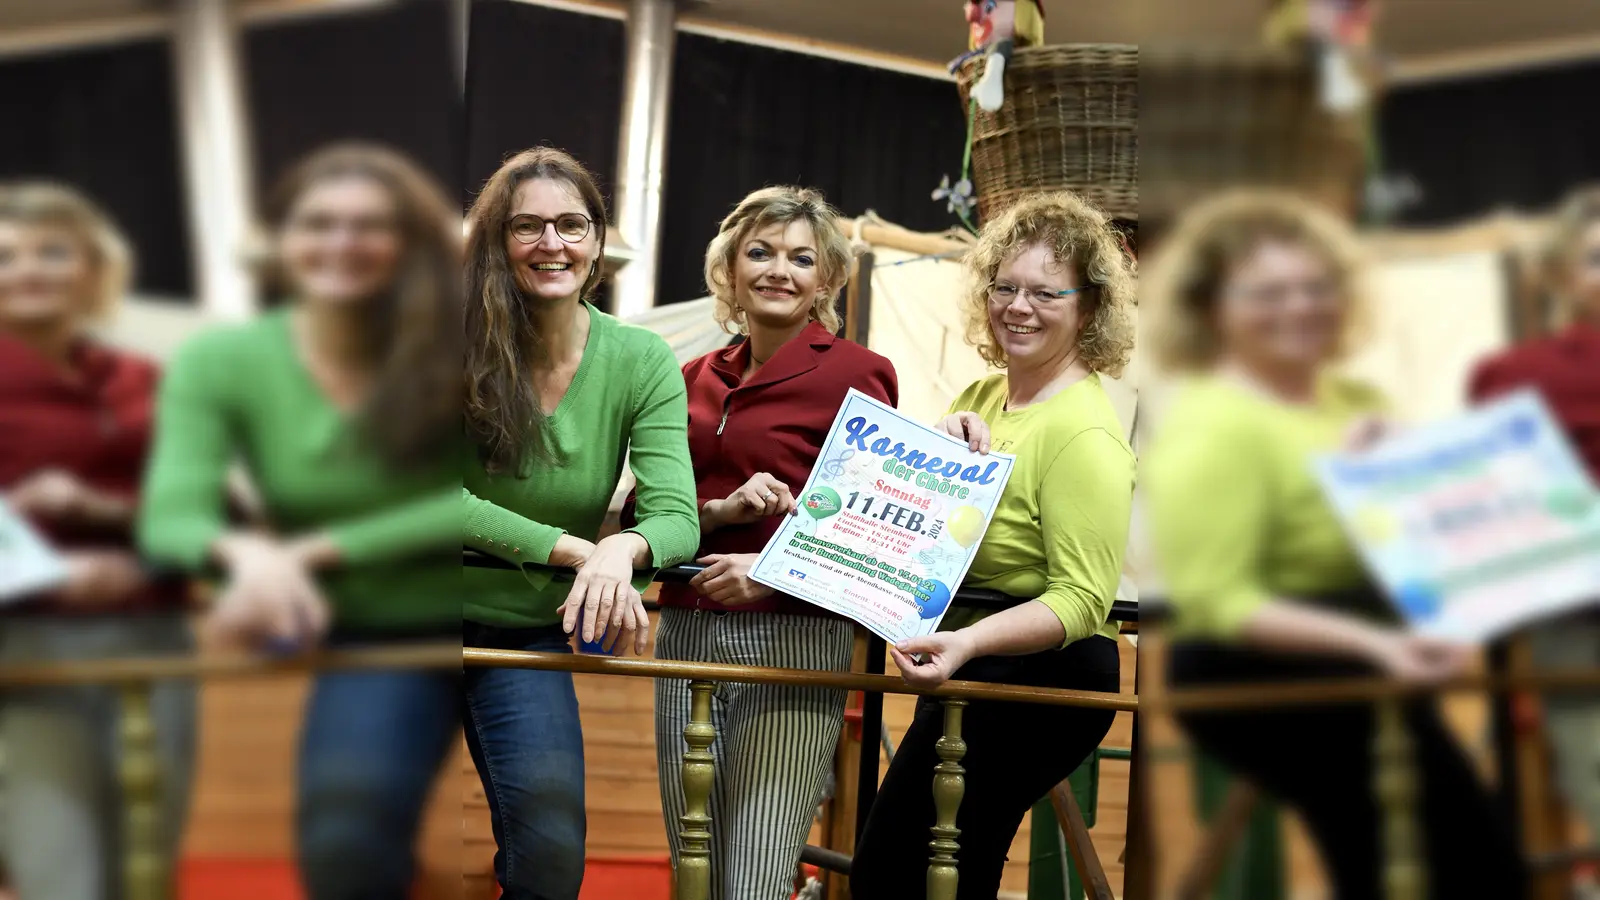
[962, 0, 1046, 113]
[1265, 0, 1379, 111]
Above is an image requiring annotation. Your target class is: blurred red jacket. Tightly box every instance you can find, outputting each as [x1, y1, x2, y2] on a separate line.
[0, 332, 183, 613]
[1468, 321, 1600, 481]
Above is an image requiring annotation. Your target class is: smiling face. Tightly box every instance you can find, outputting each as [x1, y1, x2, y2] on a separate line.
[505, 177, 598, 305]
[278, 174, 403, 308]
[1215, 239, 1345, 374]
[732, 219, 823, 330]
[0, 219, 96, 332]
[988, 242, 1086, 368]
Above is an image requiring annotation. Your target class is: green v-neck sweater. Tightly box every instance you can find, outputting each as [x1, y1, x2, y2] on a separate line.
[137, 310, 460, 631]
[461, 303, 700, 628]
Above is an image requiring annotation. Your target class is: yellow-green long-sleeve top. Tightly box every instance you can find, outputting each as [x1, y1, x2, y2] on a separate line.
[940, 373, 1135, 645]
[1141, 374, 1396, 641]
[137, 309, 460, 632]
[462, 302, 699, 629]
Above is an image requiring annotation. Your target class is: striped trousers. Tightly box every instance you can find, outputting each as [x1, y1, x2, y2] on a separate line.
[654, 608, 854, 900]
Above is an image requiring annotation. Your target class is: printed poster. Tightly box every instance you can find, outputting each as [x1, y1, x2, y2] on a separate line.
[1314, 389, 1600, 642]
[0, 497, 69, 603]
[749, 388, 1015, 644]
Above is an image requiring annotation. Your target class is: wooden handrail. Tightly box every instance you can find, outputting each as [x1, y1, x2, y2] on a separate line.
[0, 642, 459, 688]
[462, 648, 1138, 711]
[1154, 666, 1600, 713]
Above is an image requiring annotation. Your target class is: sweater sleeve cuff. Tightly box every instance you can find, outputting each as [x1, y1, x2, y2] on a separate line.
[462, 489, 564, 566]
[625, 513, 699, 571]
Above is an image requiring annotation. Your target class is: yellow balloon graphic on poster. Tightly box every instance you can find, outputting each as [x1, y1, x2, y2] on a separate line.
[946, 505, 986, 548]
[1352, 504, 1397, 545]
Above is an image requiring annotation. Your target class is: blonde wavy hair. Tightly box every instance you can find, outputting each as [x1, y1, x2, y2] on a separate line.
[1544, 184, 1600, 328]
[0, 181, 132, 322]
[963, 191, 1136, 376]
[1141, 189, 1372, 373]
[705, 186, 852, 335]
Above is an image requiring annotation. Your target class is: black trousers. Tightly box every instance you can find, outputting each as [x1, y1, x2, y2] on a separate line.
[851, 635, 1120, 900]
[1168, 642, 1529, 900]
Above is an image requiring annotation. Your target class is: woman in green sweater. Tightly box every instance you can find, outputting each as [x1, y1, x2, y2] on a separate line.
[138, 144, 462, 899]
[1140, 190, 1525, 898]
[852, 191, 1137, 899]
[460, 147, 698, 899]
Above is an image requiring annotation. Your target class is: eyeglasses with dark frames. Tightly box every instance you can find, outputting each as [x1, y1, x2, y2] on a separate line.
[508, 213, 593, 244]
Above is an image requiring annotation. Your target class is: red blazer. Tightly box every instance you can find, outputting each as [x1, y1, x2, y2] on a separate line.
[0, 332, 181, 613]
[642, 322, 898, 616]
[1468, 322, 1600, 481]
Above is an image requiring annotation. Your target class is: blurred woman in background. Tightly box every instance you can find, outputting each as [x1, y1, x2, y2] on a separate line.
[461, 147, 698, 900]
[0, 183, 196, 900]
[851, 191, 1136, 899]
[642, 186, 896, 899]
[138, 143, 461, 900]
[1140, 189, 1526, 899]
[1469, 185, 1600, 857]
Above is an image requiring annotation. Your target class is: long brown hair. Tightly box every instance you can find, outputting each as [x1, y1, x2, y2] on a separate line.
[261, 143, 462, 469]
[464, 146, 609, 475]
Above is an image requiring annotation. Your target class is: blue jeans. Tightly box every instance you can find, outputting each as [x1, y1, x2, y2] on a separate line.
[296, 658, 462, 900]
[462, 623, 586, 900]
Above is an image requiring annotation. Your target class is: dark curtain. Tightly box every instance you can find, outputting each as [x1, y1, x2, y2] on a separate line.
[1382, 58, 1600, 225]
[464, 1, 625, 207]
[463, 1, 968, 310]
[245, 0, 463, 199]
[659, 32, 968, 307]
[0, 40, 191, 297]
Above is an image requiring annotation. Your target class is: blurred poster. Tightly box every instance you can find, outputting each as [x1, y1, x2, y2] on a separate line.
[0, 498, 69, 602]
[1315, 390, 1600, 642]
[750, 389, 1015, 644]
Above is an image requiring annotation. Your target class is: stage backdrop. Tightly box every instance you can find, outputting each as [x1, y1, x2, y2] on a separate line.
[464, 0, 970, 310]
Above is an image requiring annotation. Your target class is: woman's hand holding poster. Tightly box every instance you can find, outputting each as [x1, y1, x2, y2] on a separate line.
[1315, 389, 1600, 642]
[749, 389, 1015, 644]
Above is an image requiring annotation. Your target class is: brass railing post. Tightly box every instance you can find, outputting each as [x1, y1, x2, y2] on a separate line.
[119, 681, 166, 900]
[677, 680, 716, 900]
[927, 697, 967, 900]
[1374, 697, 1422, 900]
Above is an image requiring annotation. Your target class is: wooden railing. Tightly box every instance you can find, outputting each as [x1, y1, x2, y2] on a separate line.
[465, 549, 1142, 900]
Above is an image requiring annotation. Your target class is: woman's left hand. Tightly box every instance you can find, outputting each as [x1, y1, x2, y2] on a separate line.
[889, 630, 978, 688]
[1342, 416, 1401, 453]
[559, 533, 651, 656]
[935, 411, 991, 454]
[690, 553, 774, 607]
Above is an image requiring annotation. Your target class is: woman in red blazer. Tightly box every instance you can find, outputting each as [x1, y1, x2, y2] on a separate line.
[649, 187, 897, 899]
[1468, 185, 1600, 855]
[0, 183, 195, 900]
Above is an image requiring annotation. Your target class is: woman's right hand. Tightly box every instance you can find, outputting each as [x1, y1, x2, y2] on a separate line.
[206, 534, 331, 650]
[707, 472, 796, 528]
[1368, 631, 1474, 685]
[936, 411, 991, 454]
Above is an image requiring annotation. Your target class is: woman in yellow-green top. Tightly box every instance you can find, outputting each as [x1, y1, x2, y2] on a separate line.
[852, 192, 1136, 900]
[1140, 190, 1525, 900]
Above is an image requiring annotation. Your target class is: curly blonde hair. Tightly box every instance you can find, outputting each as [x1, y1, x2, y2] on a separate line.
[1141, 189, 1372, 373]
[0, 181, 132, 322]
[705, 186, 852, 335]
[1545, 184, 1600, 327]
[963, 191, 1136, 376]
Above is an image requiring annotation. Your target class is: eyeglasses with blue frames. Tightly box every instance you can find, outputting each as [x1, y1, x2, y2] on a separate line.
[507, 213, 593, 244]
[988, 282, 1089, 306]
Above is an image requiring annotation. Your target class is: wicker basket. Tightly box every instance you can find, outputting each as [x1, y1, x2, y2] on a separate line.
[1138, 44, 1368, 223]
[956, 44, 1139, 224]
